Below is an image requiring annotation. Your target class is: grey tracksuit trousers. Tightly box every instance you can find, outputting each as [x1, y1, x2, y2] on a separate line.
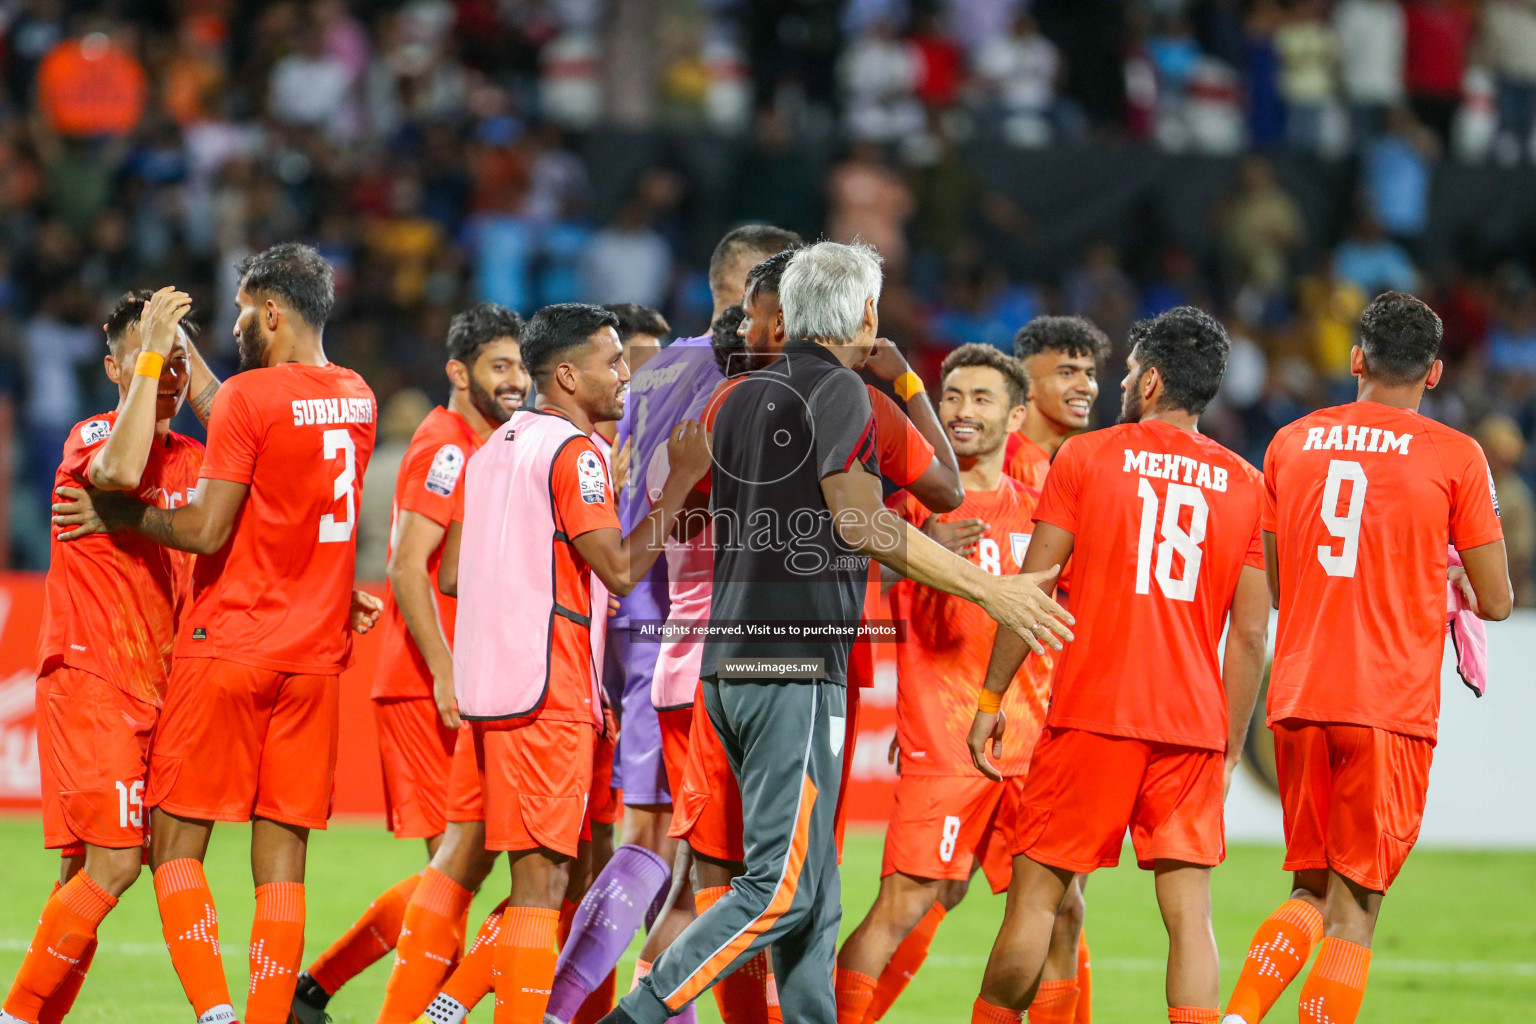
[621, 678, 847, 1024]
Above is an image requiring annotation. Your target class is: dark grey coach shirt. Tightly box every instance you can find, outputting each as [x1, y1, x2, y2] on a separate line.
[701, 340, 881, 685]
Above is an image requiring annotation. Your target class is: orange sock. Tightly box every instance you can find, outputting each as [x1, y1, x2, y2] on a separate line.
[1027, 978, 1080, 1024]
[630, 958, 652, 990]
[834, 968, 877, 1024]
[492, 906, 559, 1024]
[693, 886, 768, 1024]
[307, 872, 420, 995]
[378, 867, 475, 1023]
[1225, 899, 1324, 1024]
[765, 967, 782, 1024]
[3, 873, 116, 1022]
[863, 902, 945, 1022]
[154, 859, 233, 1018]
[1167, 1009, 1219, 1023]
[1297, 938, 1371, 1024]
[440, 898, 510, 1011]
[246, 882, 306, 1024]
[970, 996, 1023, 1023]
[570, 969, 617, 1024]
[1073, 930, 1092, 1024]
[37, 935, 95, 1024]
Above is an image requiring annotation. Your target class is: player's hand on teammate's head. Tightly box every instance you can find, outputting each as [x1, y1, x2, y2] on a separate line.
[967, 709, 1006, 782]
[981, 564, 1074, 656]
[859, 336, 910, 381]
[665, 419, 712, 487]
[923, 515, 986, 557]
[139, 286, 194, 357]
[52, 485, 107, 541]
[349, 589, 383, 634]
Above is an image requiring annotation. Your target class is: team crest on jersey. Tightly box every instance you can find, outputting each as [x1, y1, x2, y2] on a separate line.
[425, 444, 465, 497]
[577, 450, 606, 504]
[80, 419, 112, 445]
[1489, 466, 1502, 518]
[1010, 533, 1031, 567]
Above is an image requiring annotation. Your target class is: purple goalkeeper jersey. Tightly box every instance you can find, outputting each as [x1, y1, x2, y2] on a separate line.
[614, 333, 723, 626]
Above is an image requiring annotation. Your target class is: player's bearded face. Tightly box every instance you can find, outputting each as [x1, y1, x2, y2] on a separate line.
[234, 304, 270, 373]
[739, 286, 783, 360]
[1120, 355, 1148, 423]
[578, 329, 630, 422]
[468, 339, 528, 425]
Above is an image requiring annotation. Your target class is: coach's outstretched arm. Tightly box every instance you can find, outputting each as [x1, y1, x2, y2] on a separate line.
[822, 460, 1073, 654]
[965, 520, 1074, 780]
[573, 420, 712, 597]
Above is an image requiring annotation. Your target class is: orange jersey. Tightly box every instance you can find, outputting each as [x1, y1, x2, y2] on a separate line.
[887, 479, 1049, 776]
[37, 412, 203, 704]
[371, 407, 483, 700]
[179, 363, 377, 674]
[1035, 420, 1264, 751]
[1263, 403, 1503, 741]
[1004, 430, 1050, 498]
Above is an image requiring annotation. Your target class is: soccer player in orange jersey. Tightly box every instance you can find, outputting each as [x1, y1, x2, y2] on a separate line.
[52, 244, 382, 1024]
[1004, 317, 1109, 495]
[1223, 293, 1511, 1024]
[834, 345, 1085, 1024]
[290, 303, 528, 1023]
[966, 307, 1272, 1024]
[2, 288, 215, 1024]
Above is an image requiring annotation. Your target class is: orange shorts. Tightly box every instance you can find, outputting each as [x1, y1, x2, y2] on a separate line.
[1274, 720, 1434, 893]
[882, 773, 1025, 894]
[36, 666, 157, 852]
[472, 716, 595, 856]
[147, 658, 338, 829]
[658, 705, 693, 799]
[446, 722, 483, 823]
[668, 689, 743, 863]
[1013, 727, 1225, 873]
[375, 697, 458, 839]
[590, 710, 619, 827]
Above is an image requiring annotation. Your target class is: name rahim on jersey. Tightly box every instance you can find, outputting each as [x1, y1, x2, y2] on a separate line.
[291, 396, 378, 426]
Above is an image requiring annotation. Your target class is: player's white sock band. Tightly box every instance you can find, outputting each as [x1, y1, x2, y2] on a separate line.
[420, 994, 468, 1024]
[0, 1010, 36, 1024]
[197, 1004, 238, 1024]
[1222, 1015, 1250, 1024]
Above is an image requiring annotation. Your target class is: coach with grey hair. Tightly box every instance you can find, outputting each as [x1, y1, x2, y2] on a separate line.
[602, 242, 1075, 1024]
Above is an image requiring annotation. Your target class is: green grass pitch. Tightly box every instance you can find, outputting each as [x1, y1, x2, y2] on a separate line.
[0, 818, 1532, 1022]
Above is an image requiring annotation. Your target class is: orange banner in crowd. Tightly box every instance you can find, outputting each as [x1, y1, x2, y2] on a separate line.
[0, 574, 899, 825]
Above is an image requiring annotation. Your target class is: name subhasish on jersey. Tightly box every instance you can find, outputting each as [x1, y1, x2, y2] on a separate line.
[290, 396, 376, 427]
[1122, 449, 1229, 492]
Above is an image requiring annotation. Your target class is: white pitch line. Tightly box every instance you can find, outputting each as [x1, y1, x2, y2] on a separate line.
[0, 940, 1529, 979]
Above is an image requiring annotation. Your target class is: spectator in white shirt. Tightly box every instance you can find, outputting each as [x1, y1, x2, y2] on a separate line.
[973, 12, 1062, 146]
[1334, 0, 1406, 144]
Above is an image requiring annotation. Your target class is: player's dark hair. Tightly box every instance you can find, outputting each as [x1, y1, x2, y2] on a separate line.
[709, 224, 802, 302]
[521, 303, 621, 379]
[603, 303, 670, 343]
[103, 289, 199, 353]
[1128, 306, 1229, 416]
[1359, 291, 1443, 384]
[447, 302, 523, 365]
[941, 344, 1031, 407]
[235, 242, 335, 329]
[744, 247, 802, 299]
[1013, 315, 1111, 364]
[711, 304, 748, 376]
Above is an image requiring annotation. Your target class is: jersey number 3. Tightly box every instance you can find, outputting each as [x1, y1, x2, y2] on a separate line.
[1136, 479, 1208, 602]
[319, 428, 357, 543]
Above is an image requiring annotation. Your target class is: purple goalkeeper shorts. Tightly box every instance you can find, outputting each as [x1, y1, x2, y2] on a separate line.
[608, 621, 670, 807]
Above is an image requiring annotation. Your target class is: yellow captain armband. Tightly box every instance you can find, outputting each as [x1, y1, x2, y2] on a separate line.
[134, 352, 165, 379]
[977, 689, 1003, 714]
[893, 370, 925, 403]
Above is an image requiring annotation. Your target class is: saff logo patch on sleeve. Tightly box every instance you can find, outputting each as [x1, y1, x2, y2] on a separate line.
[1489, 466, 1502, 518]
[80, 419, 112, 445]
[577, 450, 607, 504]
[1010, 533, 1031, 568]
[425, 444, 466, 497]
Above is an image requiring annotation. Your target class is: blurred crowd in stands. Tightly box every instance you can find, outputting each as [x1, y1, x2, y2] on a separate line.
[2, 0, 1536, 601]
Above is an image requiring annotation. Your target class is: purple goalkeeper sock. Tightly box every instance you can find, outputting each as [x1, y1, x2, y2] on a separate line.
[547, 844, 672, 1022]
